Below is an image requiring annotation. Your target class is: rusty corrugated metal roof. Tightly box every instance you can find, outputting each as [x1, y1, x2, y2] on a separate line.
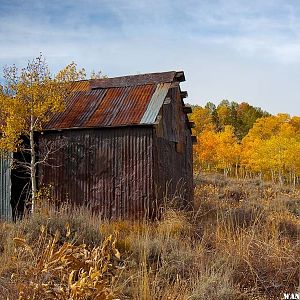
[69, 80, 90, 92]
[45, 71, 183, 130]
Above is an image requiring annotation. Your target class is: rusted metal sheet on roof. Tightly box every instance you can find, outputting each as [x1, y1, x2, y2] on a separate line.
[45, 84, 157, 130]
[44, 71, 185, 130]
[87, 84, 156, 127]
[140, 83, 171, 124]
[46, 89, 107, 129]
[38, 127, 154, 219]
[90, 71, 176, 89]
[69, 80, 90, 92]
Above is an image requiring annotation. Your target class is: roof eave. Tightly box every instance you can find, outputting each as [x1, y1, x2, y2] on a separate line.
[39, 123, 155, 133]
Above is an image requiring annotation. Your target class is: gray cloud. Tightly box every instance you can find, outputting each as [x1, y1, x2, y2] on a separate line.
[0, 0, 300, 115]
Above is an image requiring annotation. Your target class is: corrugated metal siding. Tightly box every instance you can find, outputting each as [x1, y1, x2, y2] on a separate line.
[153, 86, 193, 207]
[153, 136, 193, 207]
[38, 127, 154, 219]
[0, 153, 12, 220]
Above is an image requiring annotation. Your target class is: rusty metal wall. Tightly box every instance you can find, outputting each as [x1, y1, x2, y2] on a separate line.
[0, 152, 12, 220]
[153, 86, 193, 207]
[38, 127, 154, 219]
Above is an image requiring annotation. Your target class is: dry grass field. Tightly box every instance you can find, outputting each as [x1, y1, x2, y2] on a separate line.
[1, 174, 300, 299]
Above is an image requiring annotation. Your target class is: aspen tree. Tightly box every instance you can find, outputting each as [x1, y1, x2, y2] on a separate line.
[0, 54, 85, 213]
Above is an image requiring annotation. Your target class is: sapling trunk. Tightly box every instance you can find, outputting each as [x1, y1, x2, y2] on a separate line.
[30, 116, 37, 214]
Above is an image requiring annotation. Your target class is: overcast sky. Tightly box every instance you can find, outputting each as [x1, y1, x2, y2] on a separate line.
[0, 0, 300, 115]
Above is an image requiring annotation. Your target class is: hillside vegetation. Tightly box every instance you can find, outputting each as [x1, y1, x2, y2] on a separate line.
[190, 101, 300, 185]
[1, 174, 300, 299]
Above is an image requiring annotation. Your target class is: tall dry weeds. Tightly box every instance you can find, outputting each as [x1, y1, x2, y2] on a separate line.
[0, 173, 299, 299]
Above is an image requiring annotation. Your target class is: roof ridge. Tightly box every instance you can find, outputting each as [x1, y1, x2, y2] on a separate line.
[90, 71, 183, 89]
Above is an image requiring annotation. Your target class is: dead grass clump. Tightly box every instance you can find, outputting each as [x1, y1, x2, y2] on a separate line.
[157, 209, 192, 238]
[194, 173, 229, 187]
[193, 173, 300, 298]
[16, 205, 103, 247]
[189, 270, 242, 300]
[194, 183, 220, 203]
[230, 236, 299, 298]
[212, 213, 300, 298]
[226, 203, 266, 229]
[0, 222, 14, 254]
[0, 277, 17, 300]
[11, 231, 122, 299]
[157, 241, 202, 283]
[219, 185, 248, 202]
[285, 198, 300, 218]
[100, 220, 150, 256]
[278, 218, 300, 240]
[194, 173, 295, 204]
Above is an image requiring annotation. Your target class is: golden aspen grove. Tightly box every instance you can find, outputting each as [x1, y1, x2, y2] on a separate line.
[0, 55, 86, 213]
[190, 100, 300, 185]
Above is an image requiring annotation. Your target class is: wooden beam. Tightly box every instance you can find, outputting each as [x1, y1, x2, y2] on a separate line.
[188, 121, 195, 128]
[180, 91, 188, 98]
[170, 81, 179, 88]
[183, 106, 192, 114]
[175, 71, 185, 82]
[163, 97, 171, 104]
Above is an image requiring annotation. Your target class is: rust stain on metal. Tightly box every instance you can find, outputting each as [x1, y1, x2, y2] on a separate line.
[44, 72, 182, 130]
[69, 80, 90, 92]
[45, 83, 159, 130]
[86, 84, 156, 127]
[39, 127, 154, 219]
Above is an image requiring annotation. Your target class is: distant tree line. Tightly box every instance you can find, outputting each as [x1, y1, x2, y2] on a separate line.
[190, 100, 270, 141]
[190, 100, 300, 185]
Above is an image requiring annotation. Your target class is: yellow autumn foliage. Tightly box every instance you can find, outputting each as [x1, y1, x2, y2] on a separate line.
[191, 107, 300, 184]
[0, 56, 86, 152]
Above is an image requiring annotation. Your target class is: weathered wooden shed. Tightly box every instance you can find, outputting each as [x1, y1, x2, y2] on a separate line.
[1, 71, 194, 219]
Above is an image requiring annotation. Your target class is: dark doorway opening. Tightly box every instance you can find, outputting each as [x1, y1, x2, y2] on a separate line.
[11, 150, 31, 220]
